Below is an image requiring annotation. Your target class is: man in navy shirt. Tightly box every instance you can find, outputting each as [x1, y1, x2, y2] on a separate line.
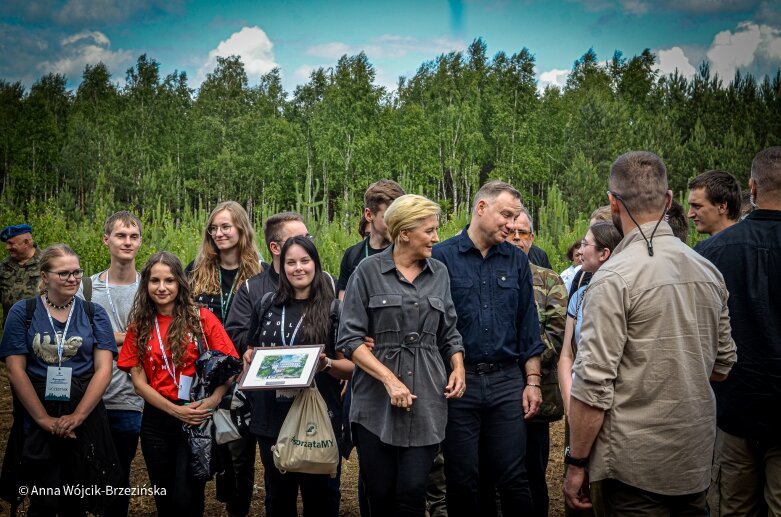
[698, 147, 781, 516]
[433, 180, 544, 516]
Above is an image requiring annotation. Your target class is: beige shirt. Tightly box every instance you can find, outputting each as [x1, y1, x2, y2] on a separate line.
[571, 221, 736, 496]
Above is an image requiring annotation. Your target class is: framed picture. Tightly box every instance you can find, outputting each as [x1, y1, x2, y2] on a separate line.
[238, 345, 324, 390]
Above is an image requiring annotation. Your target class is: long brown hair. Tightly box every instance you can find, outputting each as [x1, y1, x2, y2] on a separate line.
[190, 201, 262, 296]
[274, 236, 334, 345]
[128, 251, 202, 367]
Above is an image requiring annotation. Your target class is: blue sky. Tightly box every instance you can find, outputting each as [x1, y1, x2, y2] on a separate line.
[2, 0, 781, 94]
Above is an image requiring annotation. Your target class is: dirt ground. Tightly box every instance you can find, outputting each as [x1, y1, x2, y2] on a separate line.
[0, 364, 567, 516]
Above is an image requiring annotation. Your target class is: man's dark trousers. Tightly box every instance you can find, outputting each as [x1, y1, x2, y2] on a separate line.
[443, 366, 534, 516]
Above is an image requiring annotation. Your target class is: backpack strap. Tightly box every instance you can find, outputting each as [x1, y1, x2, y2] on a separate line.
[24, 298, 37, 330]
[329, 298, 341, 350]
[25, 297, 95, 328]
[327, 272, 336, 296]
[82, 276, 92, 302]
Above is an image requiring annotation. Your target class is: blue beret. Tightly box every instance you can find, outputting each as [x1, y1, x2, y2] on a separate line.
[0, 224, 33, 242]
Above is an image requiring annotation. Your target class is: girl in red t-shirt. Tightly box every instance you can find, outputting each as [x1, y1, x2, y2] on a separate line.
[118, 251, 238, 517]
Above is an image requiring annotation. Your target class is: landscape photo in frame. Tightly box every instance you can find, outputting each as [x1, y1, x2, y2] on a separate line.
[238, 344, 324, 390]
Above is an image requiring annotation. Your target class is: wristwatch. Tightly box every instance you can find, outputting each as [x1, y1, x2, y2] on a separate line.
[564, 446, 589, 468]
[321, 357, 333, 372]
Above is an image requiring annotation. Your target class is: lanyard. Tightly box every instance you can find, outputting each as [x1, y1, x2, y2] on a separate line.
[218, 268, 238, 321]
[154, 316, 179, 388]
[45, 300, 75, 367]
[364, 238, 369, 259]
[105, 269, 138, 332]
[280, 305, 305, 347]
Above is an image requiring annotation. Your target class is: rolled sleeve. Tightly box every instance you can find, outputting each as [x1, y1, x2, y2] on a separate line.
[713, 285, 737, 376]
[571, 274, 627, 410]
[437, 274, 464, 363]
[518, 259, 544, 363]
[336, 267, 370, 359]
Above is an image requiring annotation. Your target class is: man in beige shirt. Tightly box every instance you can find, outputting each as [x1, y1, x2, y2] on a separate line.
[563, 151, 737, 515]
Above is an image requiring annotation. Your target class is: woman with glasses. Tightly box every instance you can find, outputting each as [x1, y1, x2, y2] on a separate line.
[186, 200, 262, 517]
[0, 244, 120, 515]
[187, 201, 263, 325]
[337, 194, 465, 517]
[117, 251, 239, 516]
[558, 222, 622, 416]
[244, 235, 353, 517]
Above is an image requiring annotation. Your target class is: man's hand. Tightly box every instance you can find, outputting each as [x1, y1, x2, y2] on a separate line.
[563, 465, 592, 510]
[522, 384, 542, 420]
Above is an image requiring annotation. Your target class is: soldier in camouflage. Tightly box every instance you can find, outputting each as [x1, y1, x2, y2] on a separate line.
[508, 208, 567, 517]
[0, 224, 40, 329]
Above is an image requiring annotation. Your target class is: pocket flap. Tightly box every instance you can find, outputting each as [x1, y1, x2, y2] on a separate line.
[428, 296, 445, 312]
[368, 294, 403, 308]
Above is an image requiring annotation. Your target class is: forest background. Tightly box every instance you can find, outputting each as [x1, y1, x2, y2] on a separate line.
[1, 38, 779, 275]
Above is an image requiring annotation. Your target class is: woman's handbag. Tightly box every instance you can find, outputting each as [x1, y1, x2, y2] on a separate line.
[272, 385, 339, 477]
[213, 383, 251, 445]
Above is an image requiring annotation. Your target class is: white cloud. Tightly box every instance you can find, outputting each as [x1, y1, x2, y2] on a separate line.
[197, 26, 278, 84]
[707, 22, 761, 80]
[306, 35, 465, 60]
[38, 30, 132, 81]
[705, 21, 781, 81]
[537, 68, 569, 91]
[62, 30, 110, 47]
[657, 46, 696, 78]
[306, 42, 353, 60]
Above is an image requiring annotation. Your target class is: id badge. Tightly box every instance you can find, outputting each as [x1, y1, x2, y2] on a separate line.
[45, 366, 72, 401]
[178, 374, 193, 401]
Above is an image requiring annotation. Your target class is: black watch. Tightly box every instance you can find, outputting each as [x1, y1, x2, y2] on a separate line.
[564, 446, 589, 468]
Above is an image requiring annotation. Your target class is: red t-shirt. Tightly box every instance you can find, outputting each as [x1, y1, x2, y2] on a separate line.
[118, 307, 238, 401]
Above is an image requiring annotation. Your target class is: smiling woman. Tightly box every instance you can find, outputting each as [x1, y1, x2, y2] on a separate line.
[0, 243, 121, 515]
[118, 251, 239, 517]
[243, 235, 353, 517]
[337, 194, 465, 517]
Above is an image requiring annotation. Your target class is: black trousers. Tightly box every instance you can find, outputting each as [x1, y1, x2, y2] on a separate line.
[104, 409, 141, 517]
[256, 435, 336, 517]
[526, 420, 551, 517]
[140, 404, 206, 517]
[215, 434, 256, 516]
[354, 423, 438, 517]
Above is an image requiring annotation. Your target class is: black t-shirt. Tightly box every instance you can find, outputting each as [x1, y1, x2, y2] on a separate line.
[248, 297, 342, 439]
[185, 262, 239, 324]
[337, 238, 386, 292]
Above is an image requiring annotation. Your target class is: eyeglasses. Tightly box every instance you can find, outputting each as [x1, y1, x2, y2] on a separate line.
[512, 229, 532, 238]
[208, 224, 234, 235]
[579, 240, 598, 249]
[48, 269, 84, 281]
[607, 190, 624, 200]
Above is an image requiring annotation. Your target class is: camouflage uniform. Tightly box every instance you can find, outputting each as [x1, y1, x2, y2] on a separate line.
[0, 246, 41, 328]
[530, 262, 567, 422]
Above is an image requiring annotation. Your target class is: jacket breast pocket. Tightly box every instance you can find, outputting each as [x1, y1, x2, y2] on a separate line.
[368, 294, 402, 342]
[495, 272, 519, 314]
[422, 296, 445, 337]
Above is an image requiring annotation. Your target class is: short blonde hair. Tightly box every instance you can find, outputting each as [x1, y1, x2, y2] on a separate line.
[384, 194, 441, 242]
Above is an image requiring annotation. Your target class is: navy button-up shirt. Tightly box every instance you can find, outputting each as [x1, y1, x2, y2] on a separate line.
[433, 227, 544, 365]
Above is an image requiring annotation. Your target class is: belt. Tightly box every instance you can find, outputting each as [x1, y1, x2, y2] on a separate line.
[464, 359, 519, 375]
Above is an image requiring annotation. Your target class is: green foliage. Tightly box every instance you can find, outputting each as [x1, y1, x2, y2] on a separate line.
[1, 42, 779, 275]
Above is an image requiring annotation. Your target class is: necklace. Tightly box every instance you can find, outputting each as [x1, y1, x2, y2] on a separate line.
[44, 293, 74, 310]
